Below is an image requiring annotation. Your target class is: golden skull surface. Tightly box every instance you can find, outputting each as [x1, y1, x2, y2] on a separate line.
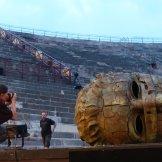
[75, 73, 162, 146]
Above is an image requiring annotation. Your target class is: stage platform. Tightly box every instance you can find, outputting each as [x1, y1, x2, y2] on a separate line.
[1, 143, 162, 162]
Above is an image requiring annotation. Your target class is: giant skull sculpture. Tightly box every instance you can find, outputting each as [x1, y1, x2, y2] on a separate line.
[75, 73, 162, 146]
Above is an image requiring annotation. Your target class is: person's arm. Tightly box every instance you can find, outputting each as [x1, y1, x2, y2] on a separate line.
[50, 119, 56, 133]
[51, 125, 55, 133]
[10, 93, 17, 120]
[40, 120, 42, 128]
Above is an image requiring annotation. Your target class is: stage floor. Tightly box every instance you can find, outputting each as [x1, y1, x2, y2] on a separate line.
[1, 143, 162, 162]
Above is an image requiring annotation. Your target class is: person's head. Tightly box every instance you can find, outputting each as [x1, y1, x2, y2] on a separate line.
[41, 112, 47, 119]
[74, 72, 78, 77]
[0, 84, 8, 102]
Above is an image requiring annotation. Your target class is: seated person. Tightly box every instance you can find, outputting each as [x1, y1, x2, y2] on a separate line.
[73, 72, 79, 85]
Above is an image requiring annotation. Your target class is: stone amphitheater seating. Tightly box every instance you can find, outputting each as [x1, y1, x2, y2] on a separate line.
[18, 32, 162, 77]
[0, 31, 162, 148]
[0, 37, 84, 148]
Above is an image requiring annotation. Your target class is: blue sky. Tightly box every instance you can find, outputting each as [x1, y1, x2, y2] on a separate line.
[0, 0, 162, 37]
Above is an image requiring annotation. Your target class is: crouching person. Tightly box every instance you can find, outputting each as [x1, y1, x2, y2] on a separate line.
[0, 84, 17, 143]
[40, 112, 56, 149]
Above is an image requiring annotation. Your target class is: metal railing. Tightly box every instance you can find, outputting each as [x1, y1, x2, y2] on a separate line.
[0, 26, 72, 82]
[1, 23, 162, 43]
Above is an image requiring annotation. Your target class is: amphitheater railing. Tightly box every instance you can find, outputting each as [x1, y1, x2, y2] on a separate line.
[1, 23, 162, 43]
[0, 25, 72, 83]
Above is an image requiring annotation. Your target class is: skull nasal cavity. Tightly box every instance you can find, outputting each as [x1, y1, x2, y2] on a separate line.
[135, 115, 143, 135]
[132, 81, 140, 99]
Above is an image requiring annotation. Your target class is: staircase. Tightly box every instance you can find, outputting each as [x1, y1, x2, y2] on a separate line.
[0, 27, 72, 83]
[0, 75, 82, 148]
[0, 31, 81, 147]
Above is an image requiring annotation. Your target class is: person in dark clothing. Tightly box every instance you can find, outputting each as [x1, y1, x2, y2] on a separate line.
[73, 72, 79, 85]
[0, 84, 17, 143]
[151, 62, 157, 69]
[73, 71, 83, 91]
[40, 112, 56, 149]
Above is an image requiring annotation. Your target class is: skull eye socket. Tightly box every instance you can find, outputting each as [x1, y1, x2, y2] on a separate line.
[131, 81, 141, 99]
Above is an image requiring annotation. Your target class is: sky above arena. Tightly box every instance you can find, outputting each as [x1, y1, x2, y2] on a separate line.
[0, 0, 162, 38]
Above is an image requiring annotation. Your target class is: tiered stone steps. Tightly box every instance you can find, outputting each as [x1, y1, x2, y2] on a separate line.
[1, 31, 162, 148]
[0, 76, 76, 124]
[1, 121, 85, 148]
